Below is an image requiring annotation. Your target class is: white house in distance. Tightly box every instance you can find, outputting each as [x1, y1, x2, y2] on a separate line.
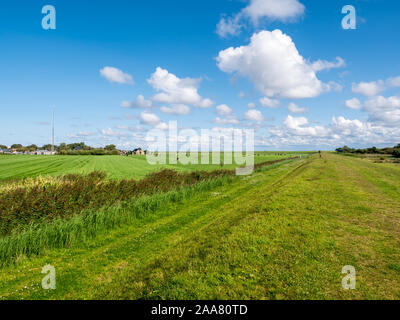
[35, 150, 56, 155]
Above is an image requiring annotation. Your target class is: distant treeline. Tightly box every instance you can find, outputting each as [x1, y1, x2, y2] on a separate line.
[336, 144, 400, 158]
[1, 142, 120, 155]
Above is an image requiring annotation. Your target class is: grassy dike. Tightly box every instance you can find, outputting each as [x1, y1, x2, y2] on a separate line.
[1, 154, 400, 299]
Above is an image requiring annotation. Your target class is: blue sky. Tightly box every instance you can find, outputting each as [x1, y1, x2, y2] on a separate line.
[1, 0, 400, 150]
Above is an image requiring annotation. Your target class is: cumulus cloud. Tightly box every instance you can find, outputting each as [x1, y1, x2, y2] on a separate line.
[216, 0, 305, 37]
[244, 0, 305, 24]
[259, 97, 280, 108]
[100, 128, 128, 138]
[139, 111, 162, 127]
[217, 30, 336, 99]
[100, 66, 134, 84]
[155, 122, 169, 130]
[311, 57, 346, 72]
[216, 104, 233, 116]
[331, 117, 367, 137]
[214, 117, 240, 125]
[345, 98, 362, 110]
[121, 95, 152, 109]
[214, 104, 239, 125]
[283, 115, 329, 136]
[160, 104, 190, 115]
[245, 109, 264, 122]
[216, 16, 242, 38]
[363, 95, 400, 126]
[264, 112, 400, 149]
[352, 80, 385, 97]
[287, 102, 309, 114]
[387, 76, 400, 88]
[344, 95, 400, 126]
[147, 67, 213, 108]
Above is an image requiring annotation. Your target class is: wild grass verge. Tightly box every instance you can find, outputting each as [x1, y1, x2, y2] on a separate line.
[0, 176, 234, 267]
[0, 157, 299, 267]
[0, 169, 233, 236]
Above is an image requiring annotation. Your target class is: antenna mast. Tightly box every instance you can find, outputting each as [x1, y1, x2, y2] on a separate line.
[51, 108, 55, 153]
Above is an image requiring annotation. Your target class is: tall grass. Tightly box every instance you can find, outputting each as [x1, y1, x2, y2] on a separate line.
[0, 176, 234, 267]
[0, 169, 233, 236]
[0, 157, 299, 267]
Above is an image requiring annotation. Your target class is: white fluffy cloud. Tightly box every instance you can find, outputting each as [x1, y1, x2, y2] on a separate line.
[331, 117, 367, 137]
[214, 104, 239, 125]
[139, 111, 161, 127]
[245, 109, 264, 122]
[345, 98, 362, 110]
[363, 95, 400, 126]
[214, 117, 240, 125]
[266, 115, 389, 148]
[216, 0, 305, 37]
[283, 115, 328, 136]
[217, 30, 339, 99]
[147, 67, 213, 108]
[121, 95, 152, 108]
[244, 0, 305, 24]
[154, 122, 169, 130]
[216, 16, 242, 38]
[287, 102, 308, 114]
[259, 97, 280, 108]
[352, 80, 385, 97]
[100, 66, 134, 84]
[345, 95, 400, 126]
[216, 104, 233, 116]
[311, 57, 346, 72]
[100, 128, 129, 138]
[388, 76, 400, 88]
[160, 104, 190, 115]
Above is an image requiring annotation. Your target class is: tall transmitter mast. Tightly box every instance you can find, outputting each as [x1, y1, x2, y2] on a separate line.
[51, 109, 55, 153]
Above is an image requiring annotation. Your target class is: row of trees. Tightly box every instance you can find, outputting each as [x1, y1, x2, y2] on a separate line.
[336, 144, 400, 158]
[0, 142, 120, 155]
[57, 143, 119, 155]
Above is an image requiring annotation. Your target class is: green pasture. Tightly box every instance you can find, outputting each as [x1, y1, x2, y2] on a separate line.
[0, 152, 307, 181]
[1, 154, 399, 299]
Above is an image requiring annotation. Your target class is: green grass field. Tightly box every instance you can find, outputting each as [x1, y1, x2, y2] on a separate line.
[0, 153, 399, 300]
[0, 152, 305, 181]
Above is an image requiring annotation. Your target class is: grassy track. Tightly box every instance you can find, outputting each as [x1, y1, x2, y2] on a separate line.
[0, 153, 301, 181]
[0, 154, 399, 299]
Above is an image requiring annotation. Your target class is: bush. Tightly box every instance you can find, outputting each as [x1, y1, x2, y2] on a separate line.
[0, 169, 233, 236]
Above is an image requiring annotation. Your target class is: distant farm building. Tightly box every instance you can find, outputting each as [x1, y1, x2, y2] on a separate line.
[35, 150, 56, 155]
[133, 148, 145, 155]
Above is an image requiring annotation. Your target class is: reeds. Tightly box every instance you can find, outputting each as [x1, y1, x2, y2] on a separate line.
[0, 156, 298, 266]
[0, 176, 233, 267]
[0, 169, 232, 236]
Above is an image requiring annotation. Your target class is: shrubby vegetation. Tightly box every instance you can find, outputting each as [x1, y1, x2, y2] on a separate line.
[0, 169, 233, 236]
[336, 144, 400, 158]
[1, 142, 121, 155]
[0, 176, 233, 267]
[0, 157, 297, 236]
[0, 157, 297, 266]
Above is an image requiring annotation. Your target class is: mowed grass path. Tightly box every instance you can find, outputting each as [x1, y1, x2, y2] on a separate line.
[0, 153, 296, 181]
[0, 154, 399, 299]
